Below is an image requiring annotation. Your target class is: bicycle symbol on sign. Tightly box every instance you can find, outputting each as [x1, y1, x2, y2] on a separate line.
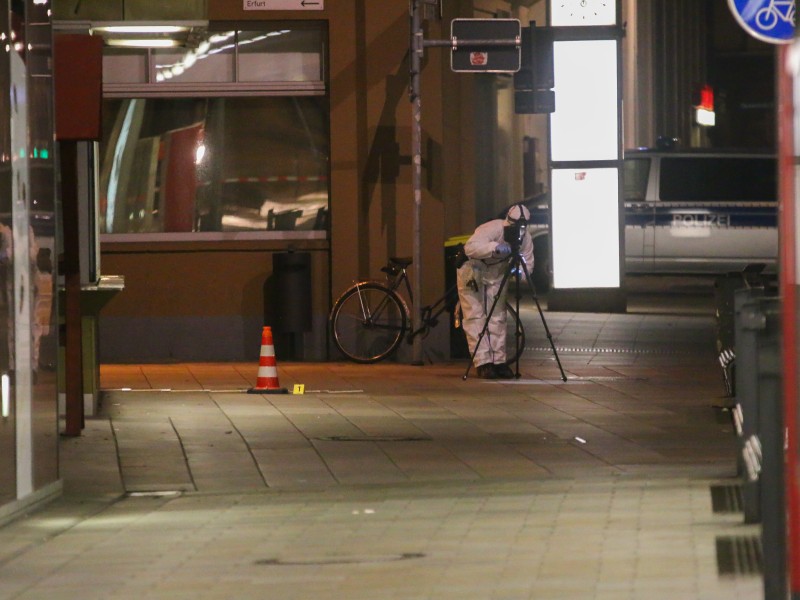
[755, 0, 795, 30]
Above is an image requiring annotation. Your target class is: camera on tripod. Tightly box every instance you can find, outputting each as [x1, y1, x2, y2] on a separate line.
[502, 219, 526, 253]
[461, 201, 566, 382]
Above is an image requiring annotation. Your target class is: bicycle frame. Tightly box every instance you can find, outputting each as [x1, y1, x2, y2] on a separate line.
[379, 261, 414, 301]
[330, 256, 526, 364]
[344, 261, 414, 334]
[371, 260, 457, 342]
[407, 284, 459, 342]
[352, 282, 406, 330]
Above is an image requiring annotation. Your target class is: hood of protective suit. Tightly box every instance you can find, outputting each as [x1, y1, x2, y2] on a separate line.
[504, 204, 530, 226]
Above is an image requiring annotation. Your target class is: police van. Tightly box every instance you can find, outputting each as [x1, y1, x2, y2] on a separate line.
[529, 148, 778, 289]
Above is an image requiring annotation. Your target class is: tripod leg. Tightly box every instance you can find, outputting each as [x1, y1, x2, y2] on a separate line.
[519, 259, 568, 382]
[462, 258, 515, 380]
[512, 260, 522, 379]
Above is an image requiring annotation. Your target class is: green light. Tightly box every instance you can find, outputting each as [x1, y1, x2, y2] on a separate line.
[33, 148, 38, 158]
[40, 149, 49, 159]
[18, 149, 23, 158]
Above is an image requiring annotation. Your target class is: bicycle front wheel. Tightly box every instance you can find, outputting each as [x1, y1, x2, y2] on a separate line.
[330, 282, 407, 363]
[505, 303, 525, 365]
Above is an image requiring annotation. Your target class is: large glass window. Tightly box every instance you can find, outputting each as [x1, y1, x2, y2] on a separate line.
[95, 22, 329, 237]
[238, 29, 323, 82]
[98, 96, 329, 234]
[153, 42, 235, 84]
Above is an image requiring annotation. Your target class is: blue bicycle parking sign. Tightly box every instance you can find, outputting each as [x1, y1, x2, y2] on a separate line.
[728, 0, 795, 44]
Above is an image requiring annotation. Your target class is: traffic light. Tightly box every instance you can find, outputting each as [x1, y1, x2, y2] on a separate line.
[514, 24, 553, 91]
[514, 23, 555, 114]
[513, 26, 535, 90]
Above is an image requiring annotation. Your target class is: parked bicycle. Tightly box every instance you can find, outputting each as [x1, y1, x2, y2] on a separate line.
[329, 256, 525, 364]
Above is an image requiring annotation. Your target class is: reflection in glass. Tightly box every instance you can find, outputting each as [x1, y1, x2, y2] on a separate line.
[99, 97, 330, 233]
[0, 3, 57, 499]
[27, 71, 57, 490]
[238, 28, 323, 82]
[103, 47, 148, 84]
[153, 34, 235, 84]
[98, 25, 326, 86]
[622, 158, 650, 202]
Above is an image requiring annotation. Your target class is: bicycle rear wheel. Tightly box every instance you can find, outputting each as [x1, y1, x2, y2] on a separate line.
[330, 282, 407, 363]
[505, 303, 525, 364]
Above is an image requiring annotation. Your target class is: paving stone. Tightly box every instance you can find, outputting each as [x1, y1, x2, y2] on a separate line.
[0, 309, 766, 598]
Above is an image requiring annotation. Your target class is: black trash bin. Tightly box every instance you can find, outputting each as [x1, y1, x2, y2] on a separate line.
[733, 292, 785, 599]
[270, 251, 312, 359]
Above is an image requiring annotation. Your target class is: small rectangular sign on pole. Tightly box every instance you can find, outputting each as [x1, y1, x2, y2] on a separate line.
[450, 18, 521, 73]
[243, 0, 323, 10]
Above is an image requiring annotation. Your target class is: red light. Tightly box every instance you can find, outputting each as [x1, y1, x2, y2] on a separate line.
[694, 83, 714, 111]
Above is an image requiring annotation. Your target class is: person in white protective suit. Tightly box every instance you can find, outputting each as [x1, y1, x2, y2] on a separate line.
[456, 204, 533, 379]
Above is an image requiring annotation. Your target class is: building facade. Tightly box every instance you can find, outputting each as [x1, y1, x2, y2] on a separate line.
[0, 0, 779, 522]
[46, 0, 773, 366]
[48, 0, 584, 365]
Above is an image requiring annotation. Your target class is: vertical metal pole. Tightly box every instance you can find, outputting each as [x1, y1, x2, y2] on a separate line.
[410, 0, 423, 365]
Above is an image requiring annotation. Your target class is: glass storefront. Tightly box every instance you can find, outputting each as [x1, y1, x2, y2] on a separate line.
[0, 0, 58, 505]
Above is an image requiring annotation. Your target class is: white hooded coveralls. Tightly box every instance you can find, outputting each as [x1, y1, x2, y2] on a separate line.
[456, 210, 534, 367]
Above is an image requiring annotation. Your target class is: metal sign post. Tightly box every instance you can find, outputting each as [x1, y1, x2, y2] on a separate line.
[410, 0, 424, 364]
[408, 3, 519, 363]
[778, 37, 799, 600]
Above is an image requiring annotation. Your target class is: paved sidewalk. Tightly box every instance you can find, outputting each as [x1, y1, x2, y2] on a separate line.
[0, 308, 764, 599]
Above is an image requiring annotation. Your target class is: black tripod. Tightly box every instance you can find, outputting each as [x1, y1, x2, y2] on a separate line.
[462, 247, 567, 382]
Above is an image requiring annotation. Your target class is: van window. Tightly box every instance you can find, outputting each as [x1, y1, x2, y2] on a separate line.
[659, 157, 776, 202]
[622, 157, 650, 201]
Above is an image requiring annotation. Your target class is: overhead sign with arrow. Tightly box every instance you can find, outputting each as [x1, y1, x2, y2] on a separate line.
[243, 0, 323, 10]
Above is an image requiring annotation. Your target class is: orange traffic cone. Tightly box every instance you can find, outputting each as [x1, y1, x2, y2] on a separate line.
[247, 326, 289, 394]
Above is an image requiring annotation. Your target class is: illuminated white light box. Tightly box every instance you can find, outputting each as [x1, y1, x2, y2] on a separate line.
[551, 168, 620, 289]
[550, 40, 619, 162]
[546, 0, 622, 305]
[551, 0, 617, 26]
